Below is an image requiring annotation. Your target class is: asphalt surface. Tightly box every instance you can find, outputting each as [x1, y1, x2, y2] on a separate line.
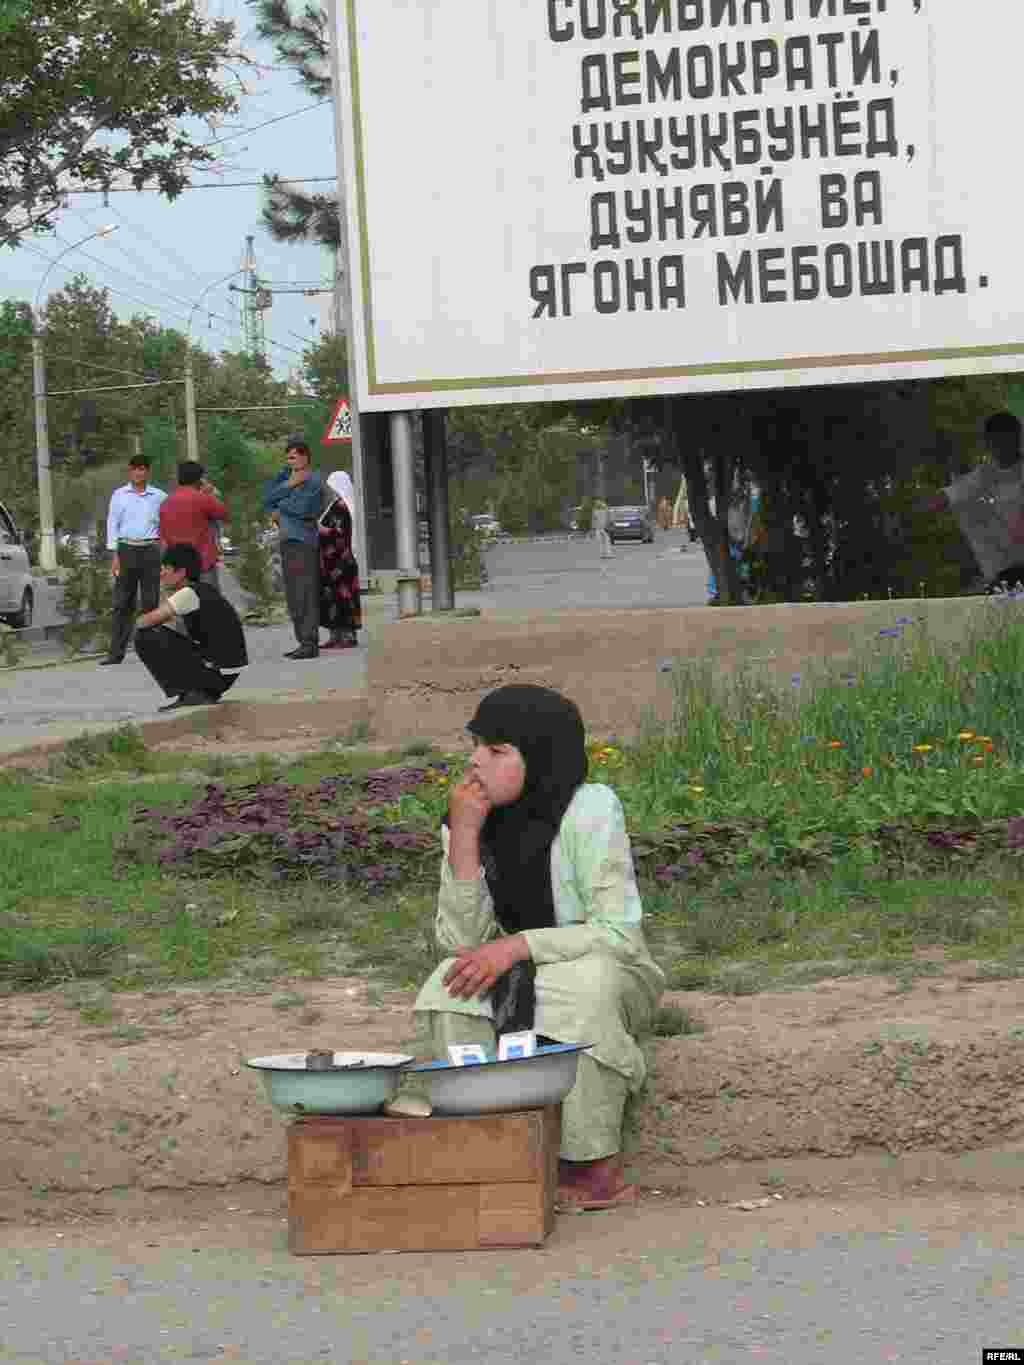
[480, 528, 709, 609]
[2, 1193, 1022, 1363]
[1, 564, 366, 758]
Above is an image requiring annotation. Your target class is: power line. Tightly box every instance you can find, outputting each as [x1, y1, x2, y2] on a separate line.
[2, 335, 147, 382]
[197, 100, 331, 151]
[66, 175, 336, 196]
[33, 233, 309, 363]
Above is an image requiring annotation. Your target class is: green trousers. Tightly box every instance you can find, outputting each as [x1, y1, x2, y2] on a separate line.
[421, 1012, 629, 1162]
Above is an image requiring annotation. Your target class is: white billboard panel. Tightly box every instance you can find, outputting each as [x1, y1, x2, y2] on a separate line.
[334, 1, 1024, 411]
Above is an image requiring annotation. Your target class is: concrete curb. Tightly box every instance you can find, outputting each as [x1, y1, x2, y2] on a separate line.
[1, 691, 372, 768]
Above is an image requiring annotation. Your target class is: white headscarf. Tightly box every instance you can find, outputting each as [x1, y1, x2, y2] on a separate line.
[324, 470, 357, 560]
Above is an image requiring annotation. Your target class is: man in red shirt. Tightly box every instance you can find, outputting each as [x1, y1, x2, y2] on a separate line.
[159, 461, 228, 585]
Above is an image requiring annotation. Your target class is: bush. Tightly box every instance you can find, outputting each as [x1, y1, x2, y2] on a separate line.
[59, 542, 112, 655]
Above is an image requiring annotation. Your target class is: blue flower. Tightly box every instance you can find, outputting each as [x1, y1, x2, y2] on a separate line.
[791, 673, 802, 687]
[802, 735, 816, 744]
[895, 617, 913, 626]
[878, 627, 901, 637]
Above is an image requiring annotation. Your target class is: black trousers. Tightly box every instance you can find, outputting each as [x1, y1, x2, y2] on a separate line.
[280, 540, 320, 646]
[110, 543, 162, 659]
[134, 625, 235, 699]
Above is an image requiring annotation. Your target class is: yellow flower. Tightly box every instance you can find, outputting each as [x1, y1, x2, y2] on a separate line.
[912, 744, 933, 753]
[688, 786, 705, 795]
[976, 736, 993, 744]
[957, 731, 975, 741]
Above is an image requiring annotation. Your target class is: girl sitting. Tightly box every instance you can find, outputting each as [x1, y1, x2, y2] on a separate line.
[413, 684, 664, 1210]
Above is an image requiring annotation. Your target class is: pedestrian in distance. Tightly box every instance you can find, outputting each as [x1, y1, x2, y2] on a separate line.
[318, 469, 362, 650]
[133, 543, 248, 712]
[411, 684, 663, 1211]
[919, 411, 1024, 594]
[592, 498, 614, 559]
[656, 495, 673, 532]
[264, 435, 324, 660]
[158, 461, 227, 587]
[100, 454, 166, 665]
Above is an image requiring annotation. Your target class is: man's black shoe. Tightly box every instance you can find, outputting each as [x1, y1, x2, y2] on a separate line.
[288, 645, 319, 660]
[99, 655, 124, 665]
[158, 690, 220, 712]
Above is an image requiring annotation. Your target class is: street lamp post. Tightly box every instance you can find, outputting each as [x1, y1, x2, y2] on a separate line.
[32, 225, 119, 572]
[186, 270, 245, 463]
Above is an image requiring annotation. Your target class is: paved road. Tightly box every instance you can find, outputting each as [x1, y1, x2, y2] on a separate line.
[3, 1192, 1021, 1363]
[480, 529, 710, 610]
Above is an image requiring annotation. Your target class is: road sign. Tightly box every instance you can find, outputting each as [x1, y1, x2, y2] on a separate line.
[322, 397, 353, 444]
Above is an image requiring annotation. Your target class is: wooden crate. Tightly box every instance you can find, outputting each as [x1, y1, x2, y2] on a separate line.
[288, 1106, 561, 1255]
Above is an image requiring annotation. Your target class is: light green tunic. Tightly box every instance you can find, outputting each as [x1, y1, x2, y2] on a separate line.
[413, 783, 665, 1094]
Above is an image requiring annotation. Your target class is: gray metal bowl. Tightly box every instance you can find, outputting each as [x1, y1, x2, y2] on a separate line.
[408, 1043, 591, 1115]
[246, 1051, 413, 1115]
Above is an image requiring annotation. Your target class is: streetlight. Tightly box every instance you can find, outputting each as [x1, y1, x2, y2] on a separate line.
[185, 269, 245, 462]
[32, 224, 120, 572]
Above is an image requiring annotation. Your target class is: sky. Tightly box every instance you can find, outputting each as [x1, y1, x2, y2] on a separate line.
[2, 0, 339, 384]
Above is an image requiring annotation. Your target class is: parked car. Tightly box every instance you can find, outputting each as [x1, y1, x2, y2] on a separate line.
[608, 505, 654, 544]
[58, 531, 95, 560]
[0, 500, 34, 627]
[470, 514, 503, 539]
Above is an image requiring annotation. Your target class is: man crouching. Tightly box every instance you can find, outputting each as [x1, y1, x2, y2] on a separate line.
[134, 543, 248, 712]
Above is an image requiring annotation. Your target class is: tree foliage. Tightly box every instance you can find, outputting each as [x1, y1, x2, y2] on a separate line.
[250, 0, 340, 246]
[0, 275, 313, 536]
[1, 0, 241, 248]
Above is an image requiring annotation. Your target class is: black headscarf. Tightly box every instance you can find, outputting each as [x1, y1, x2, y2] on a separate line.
[448, 685, 587, 1035]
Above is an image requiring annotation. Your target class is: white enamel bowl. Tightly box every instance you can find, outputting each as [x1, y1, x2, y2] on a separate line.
[246, 1051, 414, 1115]
[407, 1043, 591, 1115]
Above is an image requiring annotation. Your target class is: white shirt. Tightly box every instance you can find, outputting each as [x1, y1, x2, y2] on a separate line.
[166, 585, 200, 636]
[944, 462, 1024, 582]
[106, 483, 166, 549]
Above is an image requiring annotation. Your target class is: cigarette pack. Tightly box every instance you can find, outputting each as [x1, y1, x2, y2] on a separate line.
[447, 1043, 490, 1067]
[498, 1031, 538, 1062]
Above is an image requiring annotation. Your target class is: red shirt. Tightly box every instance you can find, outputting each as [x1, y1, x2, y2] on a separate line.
[159, 486, 228, 572]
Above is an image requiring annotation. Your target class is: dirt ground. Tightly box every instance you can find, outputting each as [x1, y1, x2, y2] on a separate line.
[5, 595, 1023, 1232]
[3, 957, 1023, 1227]
[367, 598, 988, 748]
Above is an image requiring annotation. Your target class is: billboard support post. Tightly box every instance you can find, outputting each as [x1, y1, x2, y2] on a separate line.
[423, 409, 454, 611]
[389, 411, 420, 617]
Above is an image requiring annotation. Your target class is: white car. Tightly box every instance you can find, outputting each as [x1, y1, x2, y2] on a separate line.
[0, 500, 34, 627]
[470, 514, 503, 538]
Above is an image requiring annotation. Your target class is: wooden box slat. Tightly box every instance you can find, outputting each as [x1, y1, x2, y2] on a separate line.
[287, 1106, 561, 1255]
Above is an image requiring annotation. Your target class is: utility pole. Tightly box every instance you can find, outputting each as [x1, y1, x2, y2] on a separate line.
[31, 330, 56, 572]
[184, 350, 198, 463]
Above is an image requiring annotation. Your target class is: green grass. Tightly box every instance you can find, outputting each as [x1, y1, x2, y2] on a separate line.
[4, 601, 1024, 998]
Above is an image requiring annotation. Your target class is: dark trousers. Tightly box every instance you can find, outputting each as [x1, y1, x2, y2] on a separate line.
[110, 543, 162, 659]
[280, 540, 320, 646]
[134, 625, 235, 699]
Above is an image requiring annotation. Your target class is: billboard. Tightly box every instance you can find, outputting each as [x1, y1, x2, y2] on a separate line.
[334, 1, 1024, 412]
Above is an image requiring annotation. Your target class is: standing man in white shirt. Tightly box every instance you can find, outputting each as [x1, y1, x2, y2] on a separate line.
[920, 412, 1024, 593]
[100, 454, 166, 665]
